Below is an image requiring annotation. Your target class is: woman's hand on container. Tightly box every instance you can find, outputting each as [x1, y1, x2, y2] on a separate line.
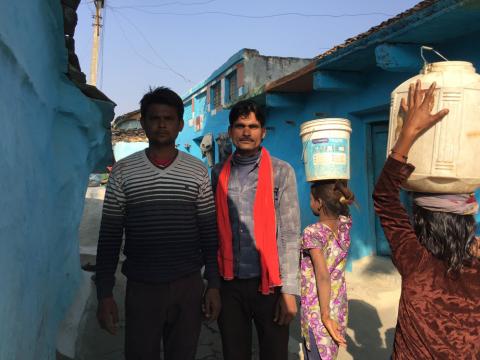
[401, 80, 449, 138]
[321, 315, 347, 347]
[392, 80, 449, 161]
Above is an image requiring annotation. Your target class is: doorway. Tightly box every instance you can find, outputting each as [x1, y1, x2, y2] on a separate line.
[370, 122, 391, 256]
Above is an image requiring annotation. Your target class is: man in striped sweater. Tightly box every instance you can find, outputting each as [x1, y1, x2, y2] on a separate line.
[95, 87, 221, 360]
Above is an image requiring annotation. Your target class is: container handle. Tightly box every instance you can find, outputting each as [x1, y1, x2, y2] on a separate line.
[420, 46, 449, 70]
[301, 132, 313, 163]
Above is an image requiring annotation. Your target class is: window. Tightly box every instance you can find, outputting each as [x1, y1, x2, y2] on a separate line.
[212, 83, 221, 109]
[226, 71, 237, 103]
[117, 119, 142, 130]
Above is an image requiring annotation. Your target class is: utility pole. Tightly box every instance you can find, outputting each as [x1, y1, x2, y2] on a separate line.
[89, 0, 105, 86]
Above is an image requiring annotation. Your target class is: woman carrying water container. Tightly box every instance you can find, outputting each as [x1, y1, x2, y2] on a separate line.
[373, 80, 480, 359]
[300, 179, 355, 360]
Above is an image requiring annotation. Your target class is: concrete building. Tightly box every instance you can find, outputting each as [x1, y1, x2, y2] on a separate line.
[178, 49, 312, 164]
[112, 49, 312, 162]
[180, 0, 480, 264]
[0, 1, 115, 359]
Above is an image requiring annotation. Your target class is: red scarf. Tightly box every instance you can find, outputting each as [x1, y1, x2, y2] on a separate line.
[216, 148, 282, 294]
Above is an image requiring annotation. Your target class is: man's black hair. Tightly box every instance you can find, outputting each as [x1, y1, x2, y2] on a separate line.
[140, 87, 184, 121]
[229, 99, 265, 127]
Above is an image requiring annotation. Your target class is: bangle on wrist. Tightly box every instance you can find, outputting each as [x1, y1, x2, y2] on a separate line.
[390, 149, 408, 161]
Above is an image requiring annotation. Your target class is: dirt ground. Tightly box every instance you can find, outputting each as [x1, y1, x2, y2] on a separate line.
[57, 190, 401, 359]
[57, 255, 400, 360]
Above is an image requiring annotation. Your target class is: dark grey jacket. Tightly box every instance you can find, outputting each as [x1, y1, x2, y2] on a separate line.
[212, 153, 301, 295]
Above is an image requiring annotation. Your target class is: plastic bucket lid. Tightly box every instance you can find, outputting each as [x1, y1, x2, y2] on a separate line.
[300, 118, 351, 138]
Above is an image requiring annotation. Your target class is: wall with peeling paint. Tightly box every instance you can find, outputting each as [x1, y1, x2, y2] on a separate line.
[179, 49, 311, 166]
[266, 15, 480, 263]
[113, 141, 149, 161]
[178, 0, 480, 267]
[243, 54, 311, 95]
[0, 1, 114, 359]
[259, 39, 480, 264]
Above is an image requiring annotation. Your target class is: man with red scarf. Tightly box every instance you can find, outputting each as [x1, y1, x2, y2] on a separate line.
[212, 100, 301, 360]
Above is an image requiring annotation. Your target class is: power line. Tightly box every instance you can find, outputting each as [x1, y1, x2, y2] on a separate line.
[109, 7, 194, 84]
[108, 7, 394, 19]
[109, 8, 169, 71]
[108, 6, 193, 83]
[111, 0, 217, 9]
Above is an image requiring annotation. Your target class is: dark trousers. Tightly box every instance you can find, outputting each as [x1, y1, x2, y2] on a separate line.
[218, 278, 289, 360]
[302, 328, 321, 360]
[124, 272, 204, 360]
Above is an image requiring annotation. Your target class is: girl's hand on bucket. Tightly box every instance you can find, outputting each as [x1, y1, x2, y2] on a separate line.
[392, 80, 449, 161]
[321, 315, 347, 347]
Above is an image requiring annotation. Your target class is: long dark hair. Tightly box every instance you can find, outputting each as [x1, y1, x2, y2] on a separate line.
[412, 204, 477, 274]
[311, 180, 355, 217]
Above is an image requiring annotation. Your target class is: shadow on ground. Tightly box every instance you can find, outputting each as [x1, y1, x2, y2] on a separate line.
[346, 299, 395, 360]
[361, 256, 398, 275]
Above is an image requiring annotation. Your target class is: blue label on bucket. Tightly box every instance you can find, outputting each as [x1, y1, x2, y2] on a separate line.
[303, 137, 349, 180]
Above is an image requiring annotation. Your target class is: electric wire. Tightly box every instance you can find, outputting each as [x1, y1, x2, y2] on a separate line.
[109, 6, 193, 83]
[107, 7, 394, 19]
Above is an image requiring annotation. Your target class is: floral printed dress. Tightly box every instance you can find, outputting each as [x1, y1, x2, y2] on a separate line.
[300, 216, 352, 360]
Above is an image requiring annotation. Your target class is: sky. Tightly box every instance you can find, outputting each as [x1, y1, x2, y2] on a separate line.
[75, 0, 420, 116]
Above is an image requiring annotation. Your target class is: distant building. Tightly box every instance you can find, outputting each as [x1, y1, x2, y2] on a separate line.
[179, 0, 480, 264]
[111, 110, 148, 161]
[112, 49, 312, 163]
[112, 109, 141, 130]
[178, 49, 312, 164]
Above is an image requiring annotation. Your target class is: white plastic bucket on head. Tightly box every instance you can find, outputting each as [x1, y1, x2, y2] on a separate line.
[300, 118, 352, 181]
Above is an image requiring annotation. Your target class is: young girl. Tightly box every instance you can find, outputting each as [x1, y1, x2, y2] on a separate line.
[301, 180, 355, 360]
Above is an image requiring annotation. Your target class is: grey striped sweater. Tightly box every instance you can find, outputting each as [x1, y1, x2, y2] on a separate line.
[95, 150, 220, 300]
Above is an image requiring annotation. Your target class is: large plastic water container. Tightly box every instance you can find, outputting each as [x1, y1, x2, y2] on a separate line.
[387, 61, 480, 193]
[300, 118, 352, 181]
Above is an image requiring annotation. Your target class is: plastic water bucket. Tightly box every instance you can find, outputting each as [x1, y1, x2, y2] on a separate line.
[388, 60, 480, 193]
[300, 118, 352, 181]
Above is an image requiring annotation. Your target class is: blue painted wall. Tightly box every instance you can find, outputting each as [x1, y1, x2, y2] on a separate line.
[268, 30, 480, 262]
[184, 101, 192, 120]
[180, 26, 480, 265]
[179, 87, 230, 165]
[113, 142, 149, 161]
[0, 1, 114, 359]
[195, 92, 207, 115]
[183, 49, 244, 98]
